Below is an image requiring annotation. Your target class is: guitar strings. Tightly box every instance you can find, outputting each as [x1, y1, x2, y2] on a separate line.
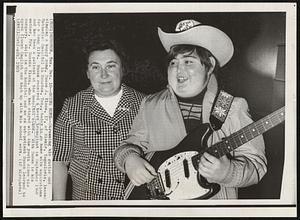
[154, 110, 284, 186]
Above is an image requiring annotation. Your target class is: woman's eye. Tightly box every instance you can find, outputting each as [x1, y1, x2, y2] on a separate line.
[106, 64, 116, 69]
[91, 65, 100, 70]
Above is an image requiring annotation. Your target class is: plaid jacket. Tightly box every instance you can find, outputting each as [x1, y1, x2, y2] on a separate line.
[53, 84, 145, 200]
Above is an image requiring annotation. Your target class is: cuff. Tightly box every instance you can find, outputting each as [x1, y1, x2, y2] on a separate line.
[114, 144, 143, 173]
[218, 160, 241, 187]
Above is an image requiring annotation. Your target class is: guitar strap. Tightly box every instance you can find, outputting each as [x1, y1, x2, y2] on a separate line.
[209, 90, 234, 131]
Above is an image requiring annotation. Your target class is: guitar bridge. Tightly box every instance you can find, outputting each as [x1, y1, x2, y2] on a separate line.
[146, 173, 168, 200]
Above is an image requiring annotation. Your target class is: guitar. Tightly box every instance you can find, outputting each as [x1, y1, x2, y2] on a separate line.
[124, 107, 285, 200]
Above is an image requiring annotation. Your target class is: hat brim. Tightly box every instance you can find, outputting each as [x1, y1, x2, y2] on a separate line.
[158, 25, 234, 67]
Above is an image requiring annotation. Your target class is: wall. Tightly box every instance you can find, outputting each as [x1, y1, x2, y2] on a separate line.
[230, 13, 286, 199]
[226, 13, 285, 115]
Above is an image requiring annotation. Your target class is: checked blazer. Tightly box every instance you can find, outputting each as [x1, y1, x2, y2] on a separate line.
[53, 84, 145, 200]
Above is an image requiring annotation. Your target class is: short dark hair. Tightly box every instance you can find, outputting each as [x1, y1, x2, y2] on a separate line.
[83, 39, 127, 74]
[166, 44, 219, 73]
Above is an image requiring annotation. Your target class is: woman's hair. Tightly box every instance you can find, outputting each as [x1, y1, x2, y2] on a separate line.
[166, 44, 220, 73]
[83, 39, 128, 74]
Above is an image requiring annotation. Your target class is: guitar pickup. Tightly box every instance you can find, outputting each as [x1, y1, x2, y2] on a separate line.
[183, 159, 190, 178]
[164, 169, 171, 188]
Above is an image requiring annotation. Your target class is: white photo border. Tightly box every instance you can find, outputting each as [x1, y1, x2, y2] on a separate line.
[3, 2, 297, 218]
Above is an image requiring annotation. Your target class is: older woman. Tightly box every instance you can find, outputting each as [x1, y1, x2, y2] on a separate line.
[53, 40, 145, 200]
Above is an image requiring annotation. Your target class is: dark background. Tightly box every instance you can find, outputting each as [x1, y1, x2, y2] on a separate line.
[54, 12, 285, 199]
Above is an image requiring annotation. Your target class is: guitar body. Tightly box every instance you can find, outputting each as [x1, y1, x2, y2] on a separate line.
[126, 123, 220, 200]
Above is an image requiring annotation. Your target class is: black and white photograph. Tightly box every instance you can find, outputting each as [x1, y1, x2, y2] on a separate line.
[3, 2, 297, 218]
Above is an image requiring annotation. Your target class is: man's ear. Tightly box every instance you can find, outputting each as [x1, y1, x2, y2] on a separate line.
[208, 57, 216, 76]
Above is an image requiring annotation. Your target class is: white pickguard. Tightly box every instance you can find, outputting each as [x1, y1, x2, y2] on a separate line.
[157, 151, 209, 200]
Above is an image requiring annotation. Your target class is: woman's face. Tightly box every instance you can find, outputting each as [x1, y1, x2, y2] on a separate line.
[86, 49, 123, 97]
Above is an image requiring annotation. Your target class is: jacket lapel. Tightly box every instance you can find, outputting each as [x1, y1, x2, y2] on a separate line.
[202, 74, 218, 123]
[82, 86, 113, 124]
[113, 85, 133, 124]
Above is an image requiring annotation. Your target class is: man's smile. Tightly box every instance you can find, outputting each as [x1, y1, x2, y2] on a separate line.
[177, 76, 188, 83]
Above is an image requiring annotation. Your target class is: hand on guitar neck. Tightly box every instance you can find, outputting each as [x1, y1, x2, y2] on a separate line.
[198, 152, 231, 183]
[125, 154, 157, 186]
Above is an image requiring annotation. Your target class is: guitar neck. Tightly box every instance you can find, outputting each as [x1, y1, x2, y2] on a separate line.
[205, 107, 285, 159]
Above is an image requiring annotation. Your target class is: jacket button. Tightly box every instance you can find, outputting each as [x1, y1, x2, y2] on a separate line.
[113, 126, 119, 133]
[98, 155, 102, 159]
[96, 130, 101, 134]
[98, 178, 103, 183]
[115, 179, 122, 183]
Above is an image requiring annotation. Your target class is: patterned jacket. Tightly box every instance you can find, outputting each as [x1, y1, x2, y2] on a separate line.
[114, 75, 267, 199]
[53, 84, 145, 200]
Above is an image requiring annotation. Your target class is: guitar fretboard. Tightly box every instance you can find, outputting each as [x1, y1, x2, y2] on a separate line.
[195, 107, 284, 160]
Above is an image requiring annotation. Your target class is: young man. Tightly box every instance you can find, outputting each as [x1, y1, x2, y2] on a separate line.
[114, 19, 267, 199]
[53, 40, 145, 200]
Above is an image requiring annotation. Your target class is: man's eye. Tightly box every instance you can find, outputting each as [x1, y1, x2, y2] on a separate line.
[185, 60, 193, 65]
[169, 60, 177, 66]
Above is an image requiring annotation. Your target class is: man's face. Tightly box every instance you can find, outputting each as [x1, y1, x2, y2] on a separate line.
[87, 49, 123, 97]
[168, 50, 212, 98]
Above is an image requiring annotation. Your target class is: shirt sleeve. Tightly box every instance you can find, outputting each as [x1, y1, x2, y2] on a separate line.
[114, 98, 149, 173]
[216, 98, 267, 187]
[53, 98, 74, 163]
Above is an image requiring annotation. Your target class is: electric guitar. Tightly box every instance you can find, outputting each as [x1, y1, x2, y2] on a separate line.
[124, 107, 285, 200]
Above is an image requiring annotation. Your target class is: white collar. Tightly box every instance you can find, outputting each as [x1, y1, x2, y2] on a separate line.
[94, 88, 123, 117]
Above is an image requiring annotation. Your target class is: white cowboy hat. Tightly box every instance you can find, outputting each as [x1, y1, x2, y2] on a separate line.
[158, 19, 234, 67]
